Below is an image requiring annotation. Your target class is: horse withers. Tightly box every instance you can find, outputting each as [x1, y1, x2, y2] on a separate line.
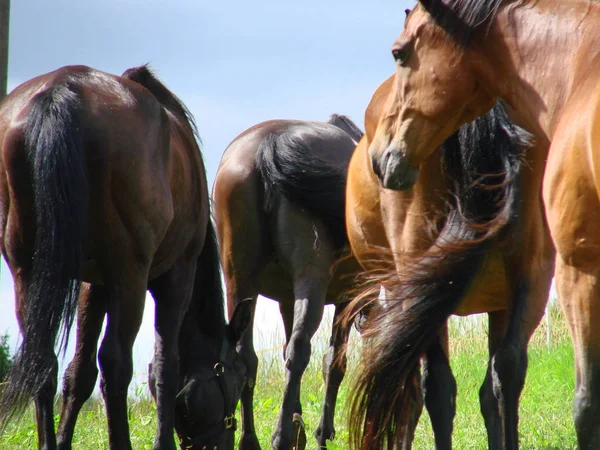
[0, 64, 250, 450]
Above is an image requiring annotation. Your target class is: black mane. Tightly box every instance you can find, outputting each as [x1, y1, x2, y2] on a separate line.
[328, 114, 364, 142]
[122, 64, 202, 146]
[419, 0, 507, 45]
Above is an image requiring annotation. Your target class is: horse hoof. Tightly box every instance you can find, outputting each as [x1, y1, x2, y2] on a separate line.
[292, 413, 307, 450]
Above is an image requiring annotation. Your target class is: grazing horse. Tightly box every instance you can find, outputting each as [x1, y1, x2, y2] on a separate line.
[346, 70, 555, 449]
[213, 115, 364, 450]
[0, 64, 250, 450]
[359, 0, 600, 447]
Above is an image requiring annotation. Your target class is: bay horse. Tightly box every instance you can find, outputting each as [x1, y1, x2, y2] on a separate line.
[213, 115, 364, 450]
[346, 71, 555, 449]
[0, 64, 250, 450]
[359, 0, 600, 448]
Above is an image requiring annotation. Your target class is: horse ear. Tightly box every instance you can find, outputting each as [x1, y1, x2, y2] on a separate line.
[228, 299, 253, 343]
[405, 8, 411, 17]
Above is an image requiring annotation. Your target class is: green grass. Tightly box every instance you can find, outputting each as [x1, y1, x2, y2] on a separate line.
[0, 305, 577, 449]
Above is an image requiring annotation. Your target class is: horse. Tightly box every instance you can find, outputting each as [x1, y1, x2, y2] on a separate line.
[359, 0, 600, 447]
[212, 115, 365, 450]
[0, 64, 250, 450]
[345, 68, 555, 450]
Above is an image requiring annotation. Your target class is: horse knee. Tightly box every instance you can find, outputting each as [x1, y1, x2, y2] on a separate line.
[285, 333, 311, 374]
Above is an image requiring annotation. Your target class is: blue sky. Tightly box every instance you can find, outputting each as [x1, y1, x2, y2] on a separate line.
[0, 0, 413, 385]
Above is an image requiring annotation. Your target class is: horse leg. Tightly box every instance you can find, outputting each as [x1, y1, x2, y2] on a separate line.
[229, 292, 259, 450]
[479, 310, 508, 450]
[315, 302, 352, 449]
[485, 276, 548, 450]
[422, 325, 455, 450]
[34, 349, 58, 450]
[98, 277, 147, 450]
[555, 259, 600, 449]
[11, 273, 58, 450]
[148, 251, 197, 450]
[279, 301, 302, 417]
[271, 271, 330, 450]
[57, 284, 107, 450]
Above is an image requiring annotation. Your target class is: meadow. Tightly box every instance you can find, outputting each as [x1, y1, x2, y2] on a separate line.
[0, 301, 576, 449]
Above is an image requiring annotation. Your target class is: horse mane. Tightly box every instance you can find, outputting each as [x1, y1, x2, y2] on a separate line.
[419, 0, 508, 45]
[328, 114, 364, 142]
[121, 64, 202, 147]
[346, 101, 531, 449]
[255, 125, 350, 250]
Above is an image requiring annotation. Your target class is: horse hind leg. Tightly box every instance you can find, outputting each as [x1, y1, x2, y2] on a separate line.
[34, 349, 58, 450]
[315, 302, 352, 449]
[422, 325, 455, 450]
[11, 271, 58, 450]
[485, 276, 548, 450]
[555, 259, 600, 449]
[56, 284, 107, 450]
[98, 273, 148, 450]
[147, 250, 198, 450]
[479, 310, 508, 450]
[271, 269, 330, 450]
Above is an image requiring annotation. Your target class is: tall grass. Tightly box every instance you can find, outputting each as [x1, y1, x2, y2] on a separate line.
[0, 302, 576, 449]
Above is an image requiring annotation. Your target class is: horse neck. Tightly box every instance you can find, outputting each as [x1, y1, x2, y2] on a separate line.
[477, 0, 600, 142]
[179, 289, 227, 377]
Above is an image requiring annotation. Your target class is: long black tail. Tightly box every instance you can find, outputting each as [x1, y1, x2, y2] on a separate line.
[0, 84, 87, 426]
[255, 130, 351, 249]
[347, 101, 530, 450]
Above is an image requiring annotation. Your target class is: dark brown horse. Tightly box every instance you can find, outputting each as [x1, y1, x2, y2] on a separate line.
[0, 64, 250, 450]
[346, 72, 555, 449]
[213, 115, 364, 450]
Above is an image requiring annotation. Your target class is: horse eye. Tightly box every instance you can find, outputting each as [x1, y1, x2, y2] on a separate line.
[392, 47, 410, 65]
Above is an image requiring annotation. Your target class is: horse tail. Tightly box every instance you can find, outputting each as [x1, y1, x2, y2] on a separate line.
[255, 130, 349, 248]
[0, 84, 87, 426]
[347, 101, 529, 450]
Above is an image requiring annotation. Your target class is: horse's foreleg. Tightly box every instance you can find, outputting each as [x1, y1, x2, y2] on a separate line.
[315, 302, 352, 449]
[57, 284, 107, 450]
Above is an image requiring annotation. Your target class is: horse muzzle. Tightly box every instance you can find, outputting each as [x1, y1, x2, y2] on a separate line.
[371, 146, 419, 191]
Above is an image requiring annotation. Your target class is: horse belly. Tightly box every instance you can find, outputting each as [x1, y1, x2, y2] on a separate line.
[453, 253, 508, 316]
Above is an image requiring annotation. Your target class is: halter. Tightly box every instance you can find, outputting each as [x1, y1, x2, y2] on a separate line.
[176, 341, 238, 450]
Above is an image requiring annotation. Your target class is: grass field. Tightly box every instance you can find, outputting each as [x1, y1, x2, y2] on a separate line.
[0, 303, 576, 449]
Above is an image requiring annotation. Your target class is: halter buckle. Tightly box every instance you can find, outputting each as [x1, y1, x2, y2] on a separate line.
[214, 362, 225, 376]
[224, 414, 237, 430]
